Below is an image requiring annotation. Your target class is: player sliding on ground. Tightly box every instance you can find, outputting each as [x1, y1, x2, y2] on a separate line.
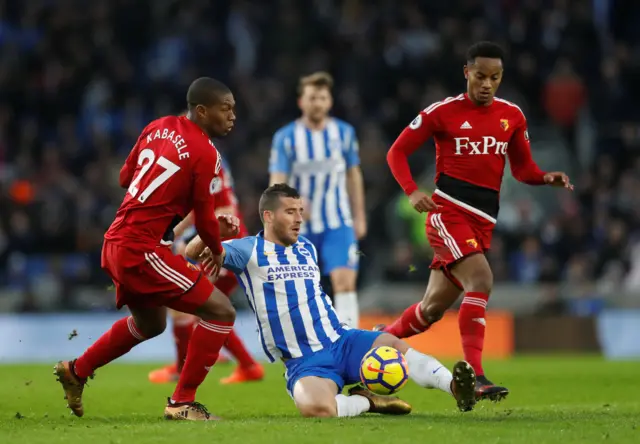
[54, 78, 241, 421]
[187, 184, 477, 418]
[381, 41, 573, 401]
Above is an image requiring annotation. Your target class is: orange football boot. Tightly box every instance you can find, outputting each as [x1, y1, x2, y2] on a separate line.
[220, 363, 265, 384]
[148, 363, 179, 384]
[149, 355, 232, 384]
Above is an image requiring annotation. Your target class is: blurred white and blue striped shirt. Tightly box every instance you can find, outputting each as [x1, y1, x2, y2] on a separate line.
[221, 232, 348, 362]
[269, 118, 360, 235]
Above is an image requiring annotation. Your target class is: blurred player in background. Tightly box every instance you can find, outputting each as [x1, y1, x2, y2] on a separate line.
[269, 72, 366, 328]
[148, 154, 264, 385]
[381, 42, 573, 401]
[187, 184, 478, 417]
[54, 78, 240, 421]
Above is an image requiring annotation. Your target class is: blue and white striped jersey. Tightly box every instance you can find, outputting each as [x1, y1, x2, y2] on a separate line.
[269, 118, 360, 234]
[222, 232, 348, 362]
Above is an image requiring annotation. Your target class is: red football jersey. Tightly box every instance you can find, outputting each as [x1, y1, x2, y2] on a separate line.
[105, 115, 224, 253]
[211, 161, 249, 238]
[387, 93, 546, 219]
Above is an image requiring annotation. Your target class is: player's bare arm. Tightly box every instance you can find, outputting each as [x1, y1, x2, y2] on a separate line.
[184, 213, 239, 261]
[346, 166, 367, 239]
[185, 235, 206, 261]
[173, 212, 194, 238]
[269, 172, 288, 186]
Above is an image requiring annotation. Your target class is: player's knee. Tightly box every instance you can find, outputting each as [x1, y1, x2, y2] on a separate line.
[420, 301, 445, 325]
[298, 402, 337, 418]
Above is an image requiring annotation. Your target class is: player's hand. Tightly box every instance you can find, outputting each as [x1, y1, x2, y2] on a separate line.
[354, 217, 367, 240]
[200, 247, 225, 280]
[217, 214, 240, 238]
[408, 190, 439, 213]
[543, 172, 574, 190]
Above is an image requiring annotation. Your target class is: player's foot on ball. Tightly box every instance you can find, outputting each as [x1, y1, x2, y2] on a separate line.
[372, 324, 386, 332]
[450, 360, 477, 412]
[148, 363, 179, 384]
[475, 375, 509, 402]
[164, 398, 220, 421]
[53, 360, 87, 417]
[348, 385, 412, 415]
[220, 363, 265, 384]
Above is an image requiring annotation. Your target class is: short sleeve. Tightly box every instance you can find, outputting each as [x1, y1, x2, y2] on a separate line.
[269, 128, 292, 174]
[344, 124, 360, 169]
[222, 237, 256, 274]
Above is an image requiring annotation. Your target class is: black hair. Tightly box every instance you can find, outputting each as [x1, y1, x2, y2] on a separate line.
[466, 41, 505, 64]
[259, 183, 301, 222]
[186, 77, 231, 109]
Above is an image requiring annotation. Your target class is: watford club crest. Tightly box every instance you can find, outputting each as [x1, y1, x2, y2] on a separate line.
[466, 239, 478, 249]
[500, 119, 509, 131]
[186, 261, 201, 272]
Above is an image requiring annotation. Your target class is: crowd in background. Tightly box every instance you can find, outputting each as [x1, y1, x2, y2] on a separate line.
[0, 0, 639, 312]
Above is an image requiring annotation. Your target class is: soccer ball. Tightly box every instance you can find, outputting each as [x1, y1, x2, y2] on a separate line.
[359, 346, 409, 395]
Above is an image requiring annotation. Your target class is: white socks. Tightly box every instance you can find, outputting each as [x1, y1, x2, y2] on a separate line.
[405, 348, 453, 395]
[334, 291, 359, 328]
[335, 394, 369, 417]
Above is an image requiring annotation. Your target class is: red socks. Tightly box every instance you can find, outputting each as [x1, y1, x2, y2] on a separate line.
[224, 329, 258, 368]
[171, 320, 233, 403]
[384, 292, 490, 377]
[383, 302, 430, 338]
[173, 318, 195, 372]
[74, 316, 146, 379]
[458, 292, 489, 376]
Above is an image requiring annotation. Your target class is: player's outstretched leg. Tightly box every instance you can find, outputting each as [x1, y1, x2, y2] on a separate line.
[292, 376, 410, 418]
[219, 329, 264, 384]
[378, 270, 461, 338]
[149, 310, 196, 384]
[450, 254, 509, 402]
[164, 287, 235, 421]
[55, 307, 167, 417]
[347, 385, 412, 415]
[372, 333, 477, 412]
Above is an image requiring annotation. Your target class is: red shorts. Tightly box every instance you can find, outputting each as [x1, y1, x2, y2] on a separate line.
[427, 194, 495, 287]
[101, 240, 213, 313]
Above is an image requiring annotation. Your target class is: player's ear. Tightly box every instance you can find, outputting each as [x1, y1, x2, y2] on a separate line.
[463, 65, 469, 80]
[196, 104, 207, 119]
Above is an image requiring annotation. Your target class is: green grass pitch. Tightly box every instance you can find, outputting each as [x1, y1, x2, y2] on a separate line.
[1, 356, 638, 444]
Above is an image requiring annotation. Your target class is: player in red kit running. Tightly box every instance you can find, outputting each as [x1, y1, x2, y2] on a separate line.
[148, 156, 264, 385]
[54, 78, 240, 421]
[381, 42, 573, 401]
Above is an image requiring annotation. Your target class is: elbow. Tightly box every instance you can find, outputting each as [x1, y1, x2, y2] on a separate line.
[385, 148, 395, 165]
[386, 146, 404, 168]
